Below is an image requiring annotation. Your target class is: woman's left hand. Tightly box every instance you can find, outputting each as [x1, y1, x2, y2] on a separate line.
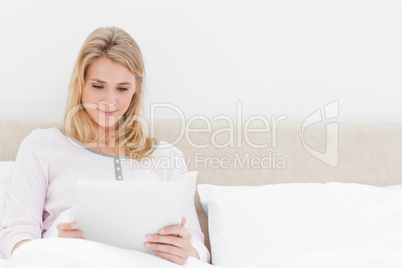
[144, 217, 199, 265]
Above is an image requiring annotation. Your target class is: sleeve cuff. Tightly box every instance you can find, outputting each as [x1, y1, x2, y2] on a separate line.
[191, 240, 211, 263]
[1, 234, 35, 259]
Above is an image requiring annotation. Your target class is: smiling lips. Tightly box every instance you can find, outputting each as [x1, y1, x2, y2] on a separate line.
[99, 110, 116, 116]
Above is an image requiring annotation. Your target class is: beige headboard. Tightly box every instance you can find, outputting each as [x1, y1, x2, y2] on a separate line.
[1, 117, 402, 255]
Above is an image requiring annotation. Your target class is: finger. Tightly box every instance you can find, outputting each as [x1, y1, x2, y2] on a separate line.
[146, 234, 185, 248]
[57, 222, 78, 231]
[181, 217, 186, 227]
[145, 242, 182, 257]
[155, 250, 187, 265]
[58, 230, 86, 239]
[159, 225, 191, 240]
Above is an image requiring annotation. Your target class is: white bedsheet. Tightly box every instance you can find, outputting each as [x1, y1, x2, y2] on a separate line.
[4, 185, 402, 268]
[4, 243, 402, 268]
[279, 248, 402, 268]
[4, 238, 217, 268]
[1, 209, 218, 268]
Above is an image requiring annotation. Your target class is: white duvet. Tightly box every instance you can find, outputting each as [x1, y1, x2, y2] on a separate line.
[2, 246, 402, 268]
[0, 209, 218, 268]
[1, 238, 216, 268]
[2, 184, 402, 268]
[279, 248, 402, 268]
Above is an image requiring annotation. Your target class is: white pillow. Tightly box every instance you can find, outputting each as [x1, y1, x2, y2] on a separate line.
[0, 161, 14, 260]
[197, 182, 402, 268]
[0, 161, 14, 221]
[382, 184, 402, 191]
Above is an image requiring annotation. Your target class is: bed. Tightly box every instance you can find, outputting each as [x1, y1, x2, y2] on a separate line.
[1, 117, 402, 268]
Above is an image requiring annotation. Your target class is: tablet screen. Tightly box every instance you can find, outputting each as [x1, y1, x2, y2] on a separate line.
[70, 180, 189, 254]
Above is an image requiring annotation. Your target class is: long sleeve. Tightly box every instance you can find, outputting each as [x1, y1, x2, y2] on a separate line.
[0, 130, 49, 259]
[166, 148, 211, 263]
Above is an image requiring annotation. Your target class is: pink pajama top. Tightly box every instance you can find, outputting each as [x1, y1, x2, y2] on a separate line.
[0, 128, 210, 262]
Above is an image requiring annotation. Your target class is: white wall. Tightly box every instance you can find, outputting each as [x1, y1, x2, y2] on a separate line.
[0, 0, 401, 122]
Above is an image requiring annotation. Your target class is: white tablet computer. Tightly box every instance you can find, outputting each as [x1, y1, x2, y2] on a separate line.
[70, 179, 189, 255]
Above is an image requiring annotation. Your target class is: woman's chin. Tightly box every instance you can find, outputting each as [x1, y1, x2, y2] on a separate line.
[94, 116, 121, 129]
[97, 122, 119, 129]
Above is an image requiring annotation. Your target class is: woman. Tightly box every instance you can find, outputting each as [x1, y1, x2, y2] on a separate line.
[0, 26, 210, 265]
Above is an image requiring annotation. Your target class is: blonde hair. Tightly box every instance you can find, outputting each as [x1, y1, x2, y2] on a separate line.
[62, 26, 157, 161]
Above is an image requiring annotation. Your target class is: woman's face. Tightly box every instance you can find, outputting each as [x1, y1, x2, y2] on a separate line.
[81, 56, 136, 130]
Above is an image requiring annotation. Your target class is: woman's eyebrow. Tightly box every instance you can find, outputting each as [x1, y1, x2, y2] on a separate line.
[89, 79, 132, 85]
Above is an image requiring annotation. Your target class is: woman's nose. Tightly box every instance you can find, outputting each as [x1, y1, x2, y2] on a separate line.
[99, 103, 116, 112]
[99, 91, 117, 112]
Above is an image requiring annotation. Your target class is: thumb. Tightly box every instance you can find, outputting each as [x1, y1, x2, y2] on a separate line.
[181, 216, 186, 227]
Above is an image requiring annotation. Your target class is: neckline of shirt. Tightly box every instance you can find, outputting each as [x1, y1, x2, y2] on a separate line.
[57, 128, 159, 159]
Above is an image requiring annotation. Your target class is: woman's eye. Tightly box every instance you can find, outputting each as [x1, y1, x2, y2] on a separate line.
[92, 85, 127, 91]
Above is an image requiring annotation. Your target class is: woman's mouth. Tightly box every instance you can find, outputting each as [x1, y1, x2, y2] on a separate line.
[99, 110, 116, 116]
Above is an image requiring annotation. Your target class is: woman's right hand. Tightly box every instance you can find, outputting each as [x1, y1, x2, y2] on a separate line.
[57, 222, 86, 239]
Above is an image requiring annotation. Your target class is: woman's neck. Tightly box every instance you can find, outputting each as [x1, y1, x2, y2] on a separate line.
[93, 125, 116, 148]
